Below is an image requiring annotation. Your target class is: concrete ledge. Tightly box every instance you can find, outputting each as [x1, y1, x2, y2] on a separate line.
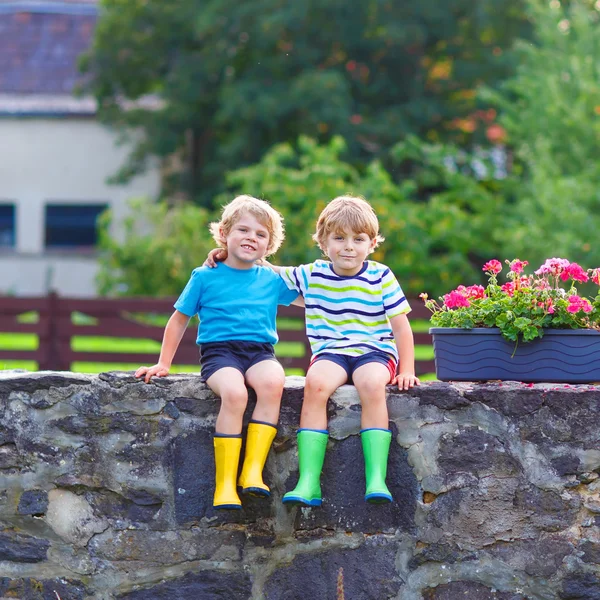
[0, 371, 599, 599]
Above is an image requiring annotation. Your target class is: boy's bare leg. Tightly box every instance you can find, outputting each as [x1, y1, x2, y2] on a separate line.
[238, 360, 286, 497]
[245, 360, 286, 424]
[206, 368, 249, 434]
[301, 360, 348, 430]
[351, 362, 391, 429]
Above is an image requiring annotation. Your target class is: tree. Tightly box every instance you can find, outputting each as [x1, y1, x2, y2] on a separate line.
[81, 0, 530, 206]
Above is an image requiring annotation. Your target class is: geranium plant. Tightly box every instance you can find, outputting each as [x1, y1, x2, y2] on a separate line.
[422, 258, 600, 343]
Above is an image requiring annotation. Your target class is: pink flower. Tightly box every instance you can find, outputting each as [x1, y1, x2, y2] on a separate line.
[501, 282, 515, 297]
[443, 290, 471, 309]
[482, 259, 502, 275]
[458, 284, 485, 299]
[535, 258, 570, 277]
[509, 259, 529, 274]
[591, 268, 600, 286]
[518, 275, 532, 289]
[560, 262, 589, 283]
[567, 295, 593, 314]
[546, 298, 555, 314]
[534, 279, 551, 291]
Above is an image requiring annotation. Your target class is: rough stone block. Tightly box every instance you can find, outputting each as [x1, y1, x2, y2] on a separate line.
[0, 531, 50, 563]
[0, 577, 87, 600]
[117, 570, 252, 599]
[263, 539, 402, 599]
[423, 581, 528, 599]
[17, 490, 49, 516]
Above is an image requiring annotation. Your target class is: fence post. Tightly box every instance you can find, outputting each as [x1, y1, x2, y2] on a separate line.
[39, 292, 70, 371]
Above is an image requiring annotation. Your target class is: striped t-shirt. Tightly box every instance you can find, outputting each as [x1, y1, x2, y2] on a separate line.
[280, 260, 411, 359]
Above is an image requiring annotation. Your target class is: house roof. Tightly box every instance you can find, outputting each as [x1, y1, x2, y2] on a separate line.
[0, 1, 98, 115]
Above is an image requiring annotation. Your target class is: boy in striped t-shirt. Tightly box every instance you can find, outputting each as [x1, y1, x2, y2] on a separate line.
[280, 195, 419, 506]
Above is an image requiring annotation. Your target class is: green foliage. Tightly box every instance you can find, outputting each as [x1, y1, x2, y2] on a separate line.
[81, 0, 530, 205]
[424, 258, 600, 342]
[96, 199, 214, 296]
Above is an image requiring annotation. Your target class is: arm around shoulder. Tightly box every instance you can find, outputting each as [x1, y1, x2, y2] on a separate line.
[135, 310, 191, 383]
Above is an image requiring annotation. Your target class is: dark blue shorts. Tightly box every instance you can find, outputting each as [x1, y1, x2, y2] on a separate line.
[199, 341, 279, 383]
[310, 351, 397, 384]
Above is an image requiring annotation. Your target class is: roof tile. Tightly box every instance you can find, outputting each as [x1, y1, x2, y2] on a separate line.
[0, 8, 97, 94]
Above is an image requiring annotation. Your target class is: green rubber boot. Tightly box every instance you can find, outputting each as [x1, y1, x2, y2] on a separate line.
[282, 429, 328, 507]
[361, 428, 393, 504]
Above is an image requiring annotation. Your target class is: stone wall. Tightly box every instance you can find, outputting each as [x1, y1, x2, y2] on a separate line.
[0, 370, 599, 599]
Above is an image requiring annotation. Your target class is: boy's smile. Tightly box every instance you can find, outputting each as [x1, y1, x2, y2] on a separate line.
[221, 213, 270, 269]
[324, 229, 376, 276]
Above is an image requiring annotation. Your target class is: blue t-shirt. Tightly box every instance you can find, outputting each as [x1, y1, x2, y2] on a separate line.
[174, 263, 299, 345]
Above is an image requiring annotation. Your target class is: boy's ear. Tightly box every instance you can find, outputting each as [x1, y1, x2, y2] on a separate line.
[369, 238, 377, 251]
[218, 227, 228, 246]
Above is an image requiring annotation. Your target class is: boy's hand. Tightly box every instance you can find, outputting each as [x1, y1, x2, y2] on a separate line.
[393, 372, 420, 391]
[135, 363, 170, 383]
[203, 248, 228, 268]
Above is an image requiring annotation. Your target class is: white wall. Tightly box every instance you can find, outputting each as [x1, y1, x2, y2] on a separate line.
[0, 117, 161, 297]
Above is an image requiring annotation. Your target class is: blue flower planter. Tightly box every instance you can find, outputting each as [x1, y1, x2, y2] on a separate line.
[430, 327, 600, 383]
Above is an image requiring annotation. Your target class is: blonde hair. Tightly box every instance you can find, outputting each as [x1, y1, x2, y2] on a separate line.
[209, 195, 285, 257]
[312, 195, 384, 253]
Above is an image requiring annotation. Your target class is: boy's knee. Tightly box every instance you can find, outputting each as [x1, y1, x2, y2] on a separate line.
[304, 378, 330, 401]
[356, 377, 386, 395]
[221, 387, 248, 411]
[262, 377, 285, 396]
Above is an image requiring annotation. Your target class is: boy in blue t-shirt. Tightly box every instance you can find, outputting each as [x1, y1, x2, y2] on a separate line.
[136, 195, 300, 510]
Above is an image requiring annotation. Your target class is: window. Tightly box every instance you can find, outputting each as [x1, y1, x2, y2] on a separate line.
[45, 204, 108, 249]
[0, 203, 15, 248]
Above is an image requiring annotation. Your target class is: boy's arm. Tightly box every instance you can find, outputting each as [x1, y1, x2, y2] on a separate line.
[203, 249, 304, 305]
[389, 313, 420, 390]
[135, 310, 191, 383]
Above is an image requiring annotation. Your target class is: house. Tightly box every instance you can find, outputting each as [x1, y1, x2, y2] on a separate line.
[0, 0, 161, 296]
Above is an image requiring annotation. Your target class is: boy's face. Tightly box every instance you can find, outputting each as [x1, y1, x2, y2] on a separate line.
[220, 213, 270, 269]
[323, 228, 376, 276]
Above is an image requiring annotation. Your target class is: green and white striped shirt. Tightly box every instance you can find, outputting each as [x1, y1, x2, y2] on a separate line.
[280, 260, 410, 359]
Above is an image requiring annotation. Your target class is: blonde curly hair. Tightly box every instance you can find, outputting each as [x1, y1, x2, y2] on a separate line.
[312, 195, 384, 253]
[209, 195, 285, 257]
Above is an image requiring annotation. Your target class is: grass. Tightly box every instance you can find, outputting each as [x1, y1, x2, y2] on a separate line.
[0, 316, 436, 379]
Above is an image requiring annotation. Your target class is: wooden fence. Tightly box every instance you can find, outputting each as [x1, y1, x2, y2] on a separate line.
[0, 294, 435, 375]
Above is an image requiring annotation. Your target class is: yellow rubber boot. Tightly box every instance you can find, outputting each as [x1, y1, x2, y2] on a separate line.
[213, 434, 242, 510]
[238, 421, 277, 497]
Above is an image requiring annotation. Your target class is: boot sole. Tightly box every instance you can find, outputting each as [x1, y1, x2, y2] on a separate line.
[282, 495, 322, 507]
[214, 504, 242, 510]
[240, 486, 270, 498]
[365, 492, 392, 504]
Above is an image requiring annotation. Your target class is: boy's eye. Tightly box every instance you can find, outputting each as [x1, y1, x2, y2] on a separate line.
[258, 232, 267, 238]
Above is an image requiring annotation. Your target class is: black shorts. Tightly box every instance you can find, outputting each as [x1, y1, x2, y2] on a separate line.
[199, 341, 279, 383]
[310, 351, 397, 384]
